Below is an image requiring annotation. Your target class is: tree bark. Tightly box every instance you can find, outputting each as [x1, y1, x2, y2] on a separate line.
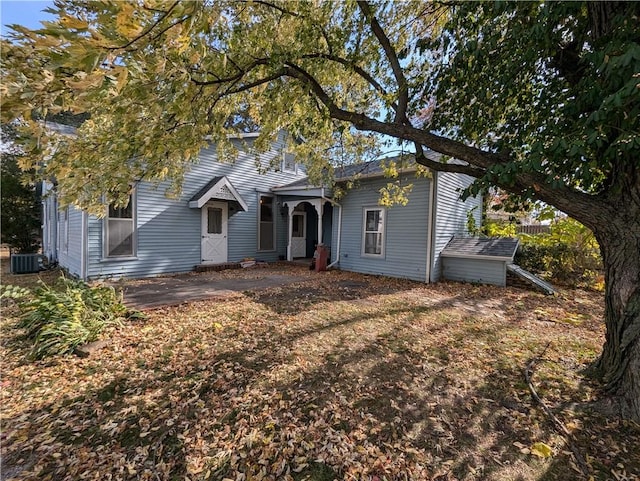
[590, 166, 640, 421]
[594, 232, 640, 421]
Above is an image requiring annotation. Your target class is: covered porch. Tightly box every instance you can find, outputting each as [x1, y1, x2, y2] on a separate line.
[272, 184, 339, 264]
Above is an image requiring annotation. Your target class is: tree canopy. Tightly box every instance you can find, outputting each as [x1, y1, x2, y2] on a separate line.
[1, 0, 639, 419]
[0, 125, 41, 253]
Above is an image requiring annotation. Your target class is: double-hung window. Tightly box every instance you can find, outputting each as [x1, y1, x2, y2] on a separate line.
[362, 207, 385, 257]
[105, 194, 136, 257]
[258, 195, 275, 251]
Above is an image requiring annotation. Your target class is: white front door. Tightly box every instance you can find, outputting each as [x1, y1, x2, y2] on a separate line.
[291, 212, 306, 258]
[201, 202, 228, 264]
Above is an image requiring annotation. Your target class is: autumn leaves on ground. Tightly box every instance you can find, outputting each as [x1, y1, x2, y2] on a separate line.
[1, 265, 638, 481]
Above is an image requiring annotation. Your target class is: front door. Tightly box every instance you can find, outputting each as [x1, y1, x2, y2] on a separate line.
[201, 202, 228, 264]
[291, 212, 306, 258]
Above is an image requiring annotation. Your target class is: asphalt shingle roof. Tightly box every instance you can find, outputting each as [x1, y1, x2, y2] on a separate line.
[275, 152, 443, 189]
[441, 237, 519, 260]
[189, 176, 224, 203]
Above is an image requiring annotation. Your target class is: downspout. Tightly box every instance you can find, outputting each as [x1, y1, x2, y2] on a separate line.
[322, 194, 342, 269]
[427, 173, 438, 283]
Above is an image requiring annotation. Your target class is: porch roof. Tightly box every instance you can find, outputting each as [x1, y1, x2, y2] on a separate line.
[271, 180, 325, 197]
[188, 176, 248, 211]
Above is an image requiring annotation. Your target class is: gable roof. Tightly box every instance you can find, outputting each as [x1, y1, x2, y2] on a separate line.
[441, 237, 519, 261]
[273, 151, 447, 191]
[188, 176, 248, 210]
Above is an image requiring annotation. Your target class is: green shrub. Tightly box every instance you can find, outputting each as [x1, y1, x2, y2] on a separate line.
[0, 284, 32, 302]
[516, 218, 602, 287]
[484, 217, 602, 288]
[11, 277, 131, 359]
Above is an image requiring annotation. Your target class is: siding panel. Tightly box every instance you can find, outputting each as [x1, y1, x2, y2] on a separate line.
[431, 172, 482, 282]
[337, 174, 430, 282]
[442, 257, 506, 286]
[57, 206, 83, 277]
[87, 134, 306, 279]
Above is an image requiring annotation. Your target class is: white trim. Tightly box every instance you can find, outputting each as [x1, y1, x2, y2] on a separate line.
[440, 252, 514, 261]
[81, 210, 87, 280]
[271, 186, 324, 197]
[425, 177, 435, 283]
[204, 132, 261, 140]
[257, 193, 276, 252]
[188, 176, 248, 211]
[337, 167, 418, 183]
[281, 152, 298, 174]
[228, 132, 261, 139]
[361, 206, 386, 258]
[326, 197, 342, 268]
[63, 207, 69, 254]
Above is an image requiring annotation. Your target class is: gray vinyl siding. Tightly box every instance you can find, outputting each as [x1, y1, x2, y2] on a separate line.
[430, 172, 482, 282]
[442, 257, 506, 286]
[57, 206, 83, 277]
[336, 174, 431, 282]
[86, 135, 306, 279]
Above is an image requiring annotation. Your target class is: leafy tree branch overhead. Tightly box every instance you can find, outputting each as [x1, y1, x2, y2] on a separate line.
[1, 0, 639, 420]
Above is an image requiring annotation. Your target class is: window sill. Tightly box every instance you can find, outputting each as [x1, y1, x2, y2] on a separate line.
[361, 253, 384, 259]
[100, 256, 138, 263]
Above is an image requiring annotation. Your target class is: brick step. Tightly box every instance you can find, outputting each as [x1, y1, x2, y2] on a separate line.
[194, 262, 242, 273]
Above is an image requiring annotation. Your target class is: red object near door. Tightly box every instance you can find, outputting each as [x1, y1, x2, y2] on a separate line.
[314, 244, 328, 272]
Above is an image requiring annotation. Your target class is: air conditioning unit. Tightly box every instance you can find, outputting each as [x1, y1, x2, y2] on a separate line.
[10, 254, 42, 274]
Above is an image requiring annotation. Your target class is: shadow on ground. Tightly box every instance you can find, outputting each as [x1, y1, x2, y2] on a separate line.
[2, 267, 637, 480]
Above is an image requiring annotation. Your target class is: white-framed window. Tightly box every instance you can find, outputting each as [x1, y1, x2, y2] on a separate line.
[362, 207, 385, 257]
[105, 194, 136, 258]
[281, 152, 297, 173]
[258, 194, 275, 251]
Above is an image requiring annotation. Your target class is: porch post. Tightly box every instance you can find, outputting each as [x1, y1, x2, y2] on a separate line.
[314, 199, 323, 247]
[284, 202, 293, 261]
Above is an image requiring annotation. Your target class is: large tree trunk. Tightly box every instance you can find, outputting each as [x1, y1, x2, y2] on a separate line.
[594, 232, 640, 421]
[590, 166, 640, 421]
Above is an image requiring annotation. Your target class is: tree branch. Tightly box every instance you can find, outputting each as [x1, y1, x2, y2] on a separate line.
[357, 1, 409, 124]
[282, 61, 604, 221]
[300, 53, 397, 111]
[105, 1, 180, 51]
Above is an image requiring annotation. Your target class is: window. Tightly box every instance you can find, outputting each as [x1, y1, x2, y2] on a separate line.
[207, 207, 223, 234]
[258, 195, 275, 251]
[362, 207, 385, 257]
[282, 152, 296, 173]
[105, 194, 135, 257]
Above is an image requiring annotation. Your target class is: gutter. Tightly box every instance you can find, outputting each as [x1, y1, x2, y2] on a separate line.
[440, 253, 516, 262]
[425, 174, 436, 283]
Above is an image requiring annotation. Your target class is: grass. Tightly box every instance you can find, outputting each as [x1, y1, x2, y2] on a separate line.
[1, 260, 638, 481]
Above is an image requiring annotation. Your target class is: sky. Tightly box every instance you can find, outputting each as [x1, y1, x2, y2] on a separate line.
[1, 1, 54, 37]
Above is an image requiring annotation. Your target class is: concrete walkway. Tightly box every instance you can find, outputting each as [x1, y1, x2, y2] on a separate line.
[122, 272, 308, 309]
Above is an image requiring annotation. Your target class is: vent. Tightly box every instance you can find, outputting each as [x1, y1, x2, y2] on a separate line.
[10, 254, 42, 274]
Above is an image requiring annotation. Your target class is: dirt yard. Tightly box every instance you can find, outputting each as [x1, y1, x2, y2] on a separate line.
[1, 263, 638, 480]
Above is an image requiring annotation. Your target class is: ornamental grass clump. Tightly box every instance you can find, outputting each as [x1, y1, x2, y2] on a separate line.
[6, 277, 131, 359]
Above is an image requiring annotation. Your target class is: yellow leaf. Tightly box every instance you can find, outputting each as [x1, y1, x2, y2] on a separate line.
[116, 4, 142, 38]
[60, 15, 88, 30]
[116, 67, 128, 93]
[530, 442, 553, 458]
